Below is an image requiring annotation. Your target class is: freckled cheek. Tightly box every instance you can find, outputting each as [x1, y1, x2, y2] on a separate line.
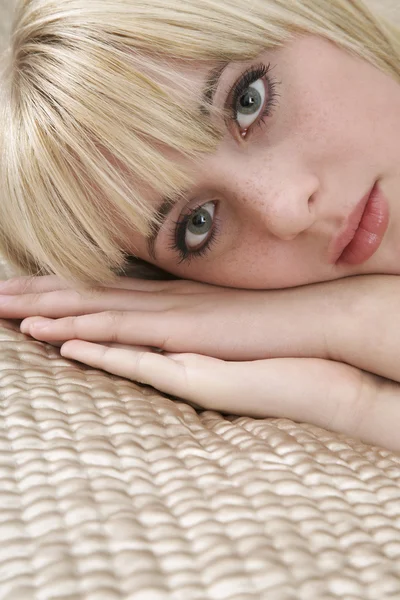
[207, 237, 320, 289]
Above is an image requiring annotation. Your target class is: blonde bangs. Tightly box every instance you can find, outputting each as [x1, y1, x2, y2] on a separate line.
[0, 0, 399, 285]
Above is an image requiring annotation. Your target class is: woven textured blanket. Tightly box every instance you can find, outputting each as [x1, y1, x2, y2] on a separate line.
[1, 2, 400, 599]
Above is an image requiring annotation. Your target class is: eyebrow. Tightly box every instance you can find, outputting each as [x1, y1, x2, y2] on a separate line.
[146, 62, 230, 259]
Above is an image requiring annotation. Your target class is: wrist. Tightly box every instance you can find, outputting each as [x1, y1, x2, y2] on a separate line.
[255, 282, 339, 360]
[325, 274, 400, 379]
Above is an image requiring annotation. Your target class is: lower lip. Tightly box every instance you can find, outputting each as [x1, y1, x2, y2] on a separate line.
[337, 184, 389, 265]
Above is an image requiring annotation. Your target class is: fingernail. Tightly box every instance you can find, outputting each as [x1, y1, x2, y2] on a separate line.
[21, 318, 51, 334]
[29, 318, 53, 331]
[20, 321, 30, 334]
[20, 318, 52, 335]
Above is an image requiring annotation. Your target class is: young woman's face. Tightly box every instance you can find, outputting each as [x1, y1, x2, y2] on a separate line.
[123, 35, 400, 289]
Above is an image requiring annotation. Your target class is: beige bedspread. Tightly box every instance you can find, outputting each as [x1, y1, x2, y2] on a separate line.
[1, 2, 400, 599]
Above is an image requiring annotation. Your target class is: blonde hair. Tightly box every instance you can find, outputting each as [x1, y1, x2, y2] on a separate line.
[1, 0, 399, 286]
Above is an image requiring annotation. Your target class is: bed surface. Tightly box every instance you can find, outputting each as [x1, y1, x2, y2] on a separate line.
[0, 300, 399, 600]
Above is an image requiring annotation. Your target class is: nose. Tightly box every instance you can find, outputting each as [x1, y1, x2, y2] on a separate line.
[253, 172, 319, 241]
[238, 163, 319, 241]
[202, 150, 320, 241]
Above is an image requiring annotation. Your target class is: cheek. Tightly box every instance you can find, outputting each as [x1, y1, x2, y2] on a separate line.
[280, 80, 355, 159]
[164, 239, 305, 290]
[273, 47, 370, 159]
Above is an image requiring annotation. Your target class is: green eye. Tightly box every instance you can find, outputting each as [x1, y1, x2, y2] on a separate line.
[238, 86, 263, 115]
[236, 78, 266, 129]
[185, 202, 216, 250]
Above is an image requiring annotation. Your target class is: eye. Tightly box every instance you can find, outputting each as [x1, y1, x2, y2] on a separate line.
[170, 200, 220, 264]
[235, 78, 266, 130]
[227, 64, 279, 138]
[185, 201, 216, 250]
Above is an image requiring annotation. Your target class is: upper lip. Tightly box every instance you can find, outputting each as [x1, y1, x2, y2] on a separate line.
[328, 183, 376, 264]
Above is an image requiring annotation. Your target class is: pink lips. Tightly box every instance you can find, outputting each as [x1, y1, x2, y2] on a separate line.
[330, 183, 389, 266]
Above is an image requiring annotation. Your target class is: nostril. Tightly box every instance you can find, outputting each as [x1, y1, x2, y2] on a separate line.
[308, 192, 318, 213]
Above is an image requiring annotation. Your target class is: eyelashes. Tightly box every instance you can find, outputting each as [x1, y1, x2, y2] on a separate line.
[168, 201, 221, 264]
[227, 63, 280, 137]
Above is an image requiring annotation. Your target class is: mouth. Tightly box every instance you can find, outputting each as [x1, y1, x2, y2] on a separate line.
[329, 182, 389, 266]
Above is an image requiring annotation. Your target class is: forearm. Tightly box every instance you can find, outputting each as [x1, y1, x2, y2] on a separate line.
[2, 272, 400, 384]
[322, 274, 400, 383]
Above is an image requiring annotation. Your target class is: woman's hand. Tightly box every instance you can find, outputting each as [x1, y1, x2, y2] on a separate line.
[0, 274, 335, 360]
[58, 339, 400, 452]
[2, 273, 400, 451]
[2, 273, 400, 384]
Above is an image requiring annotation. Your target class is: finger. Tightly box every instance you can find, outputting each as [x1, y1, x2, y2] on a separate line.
[0, 274, 215, 296]
[0, 286, 183, 319]
[60, 342, 237, 411]
[0, 275, 170, 297]
[103, 342, 157, 352]
[22, 312, 176, 350]
[21, 315, 155, 350]
[58, 340, 312, 415]
[98, 277, 217, 294]
[0, 275, 66, 295]
[60, 342, 400, 451]
[56, 345, 351, 423]
[60, 341, 191, 395]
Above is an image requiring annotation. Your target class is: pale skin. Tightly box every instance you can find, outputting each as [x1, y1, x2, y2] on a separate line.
[0, 36, 400, 450]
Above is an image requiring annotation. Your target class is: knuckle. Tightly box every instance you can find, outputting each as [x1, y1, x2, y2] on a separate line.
[133, 351, 151, 382]
[32, 290, 64, 314]
[104, 310, 121, 324]
[348, 372, 379, 438]
[101, 345, 114, 361]
[327, 368, 376, 437]
[148, 313, 174, 350]
[50, 315, 79, 337]
[69, 288, 92, 305]
[155, 333, 171, 351]
[28, 292, 46, 310]
[67, 316, 81, 336]
[104, 311, 124, 342]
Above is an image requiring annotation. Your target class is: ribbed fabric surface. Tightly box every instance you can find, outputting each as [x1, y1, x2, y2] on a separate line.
[1, 1, 400, 598]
